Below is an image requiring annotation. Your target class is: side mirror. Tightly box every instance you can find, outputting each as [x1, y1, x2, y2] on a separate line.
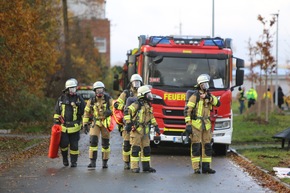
[113, 74, 119, 91]
[113, 80, 119, 91]
[235, 69, 244, 86]
[236, 58, 244, 68]
[153, 55, 163, 64]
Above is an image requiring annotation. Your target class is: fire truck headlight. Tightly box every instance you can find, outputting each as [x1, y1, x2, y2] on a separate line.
[214, 121, 231, 130]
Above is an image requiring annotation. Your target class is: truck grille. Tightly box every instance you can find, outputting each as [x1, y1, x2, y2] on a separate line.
[163, 131, 183, 136]
[163, 119, 185, 125]
[163, 109, 184, 116]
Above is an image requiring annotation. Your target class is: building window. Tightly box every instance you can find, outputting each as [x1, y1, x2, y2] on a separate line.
[94, 37, 106, 53]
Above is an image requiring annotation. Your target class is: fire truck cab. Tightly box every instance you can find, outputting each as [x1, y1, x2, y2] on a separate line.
[116, 35, 244, 155]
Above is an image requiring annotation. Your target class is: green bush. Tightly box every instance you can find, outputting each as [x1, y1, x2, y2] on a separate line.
[0, 91, 54, 132]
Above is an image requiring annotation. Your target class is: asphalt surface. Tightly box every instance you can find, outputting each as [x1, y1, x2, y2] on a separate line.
[0, 129, 272, 193]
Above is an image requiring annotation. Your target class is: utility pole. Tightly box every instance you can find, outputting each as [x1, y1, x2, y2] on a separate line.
[212, 0, 215, 37]
[62, 0, 72, 81]
[273, 12, 279, 106]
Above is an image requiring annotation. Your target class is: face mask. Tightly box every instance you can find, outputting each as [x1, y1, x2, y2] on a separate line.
[145, 92, 153, 101]
[132, 80, 141, 88]
[201, 82, 209, 90]
[95, 88, 104, 97]
[69, 87, 77, 95]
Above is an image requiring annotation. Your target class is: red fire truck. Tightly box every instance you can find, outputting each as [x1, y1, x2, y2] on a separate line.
[115, 35, 244, 155]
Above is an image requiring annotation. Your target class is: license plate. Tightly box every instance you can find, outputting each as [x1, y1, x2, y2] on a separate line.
[173, 137, 182, 143]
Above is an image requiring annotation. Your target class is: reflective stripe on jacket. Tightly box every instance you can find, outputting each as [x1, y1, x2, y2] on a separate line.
[185, 92, 219, 130]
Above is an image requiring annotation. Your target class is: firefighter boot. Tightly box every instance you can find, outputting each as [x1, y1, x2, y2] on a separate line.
[202, 162, 216, 174]
[194, 168, 201, 174]
[142, 161, 156, 173]
[102, 159, 108, 168]
[88, 151, 97, 168]
[192, 162, 201, 174]
[131, 160, 140, 173]
[61, 150, 69, 167]
[131, 168, 140, 173]
[70, 154, 78, 168]
[88, 159, 96, 168]
[124, 162, 130, 170]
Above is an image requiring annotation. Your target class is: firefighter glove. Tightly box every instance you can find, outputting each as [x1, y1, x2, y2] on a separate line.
[125, 122, 133, 132]
[84, 124, 90, 135]
[54, 119, 60, 125]
[205, 92, 212, 100]
[104, 109, 112, 118]
[113, 102, 119, 109]
[154, 125, 160, 135]
[185, 125, 192, 134]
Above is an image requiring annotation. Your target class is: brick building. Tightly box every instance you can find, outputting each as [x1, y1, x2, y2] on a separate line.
[68, 0, 110, 67]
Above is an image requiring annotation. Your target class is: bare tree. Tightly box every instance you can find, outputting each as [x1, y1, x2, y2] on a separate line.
[246, 38, 259, 88]
[253, 15, 276, 122]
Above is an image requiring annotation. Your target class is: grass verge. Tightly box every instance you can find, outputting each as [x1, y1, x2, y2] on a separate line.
[232, 100, 290, 186]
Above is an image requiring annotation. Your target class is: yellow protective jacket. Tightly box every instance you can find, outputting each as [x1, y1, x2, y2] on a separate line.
[124, 100, 157, 134]
[184, 91, 220, 130]
[114, 89, 137, 111]
[246, 88, 258, 100]
[83, 93, 113, 128]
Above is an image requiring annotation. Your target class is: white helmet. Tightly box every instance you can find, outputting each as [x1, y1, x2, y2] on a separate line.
[93, 81, 105, 90]
[137, 85, 153, 101]
[70, 78, 78, 86]
[130, 74, 143, 83]
[93, 81, 105, 97]
[130, 74, 143, 89]
[197, 74, 210, 84]
[65, 79, 77, 89]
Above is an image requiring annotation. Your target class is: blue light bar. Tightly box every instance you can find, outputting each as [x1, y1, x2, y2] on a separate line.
[204, 39, 224, 47]
[150, 37, 170, 45]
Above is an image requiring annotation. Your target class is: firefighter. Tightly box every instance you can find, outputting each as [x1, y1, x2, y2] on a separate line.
[83, 81, 113, 169]
[124, 85, 160, 173]
[53, 78, 85, 167]
[113, 74, 143, 170]
[237, 86, 246, 114]
[184, 74, 220, 174]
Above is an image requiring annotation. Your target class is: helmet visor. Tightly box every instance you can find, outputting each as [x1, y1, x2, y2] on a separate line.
[132, 80, 141, 88]
[95, 88, 104, 96]
[69, 87, 77, 95]
[145, 92, 153, 101]
[200, 82, 209, 90]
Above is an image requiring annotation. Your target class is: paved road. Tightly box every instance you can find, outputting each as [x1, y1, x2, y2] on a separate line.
[0, 129, 272, 193]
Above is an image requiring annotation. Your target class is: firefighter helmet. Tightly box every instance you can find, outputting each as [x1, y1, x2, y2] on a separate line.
[93, 81, 105, 90]
[197, 74, 210, 84]
[130, 74, 143, 89]
[65, 78, 78, 89]
[137, 85, 153, 101]
[197, 74, 210, 90]
[130, 74, 143, 83]
[93, 81, 105, 97]
[65, 78, 78, 95]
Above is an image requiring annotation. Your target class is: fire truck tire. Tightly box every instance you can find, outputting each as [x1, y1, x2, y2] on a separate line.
[212, 144, 228, 156]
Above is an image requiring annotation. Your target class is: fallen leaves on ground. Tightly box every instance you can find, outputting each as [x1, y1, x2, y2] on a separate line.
[229, 152, 290, 193]
[0, 137, 49, 173]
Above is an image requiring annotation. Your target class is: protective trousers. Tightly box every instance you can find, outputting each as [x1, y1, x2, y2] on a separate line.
[130, 129, 150, 170]
[190, 127, 212, 170]
[89, 125, 110, 164]
[60, 131, 80, 166]
[122, 130, 131, 163]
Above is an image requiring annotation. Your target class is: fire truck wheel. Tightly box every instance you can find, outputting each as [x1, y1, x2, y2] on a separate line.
[212, 144, 228, 156]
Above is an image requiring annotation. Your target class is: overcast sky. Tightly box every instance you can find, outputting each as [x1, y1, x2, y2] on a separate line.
[106, 0, 290, 68]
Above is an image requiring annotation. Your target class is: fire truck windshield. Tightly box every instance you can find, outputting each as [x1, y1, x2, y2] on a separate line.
[146, 56, 228, 90]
